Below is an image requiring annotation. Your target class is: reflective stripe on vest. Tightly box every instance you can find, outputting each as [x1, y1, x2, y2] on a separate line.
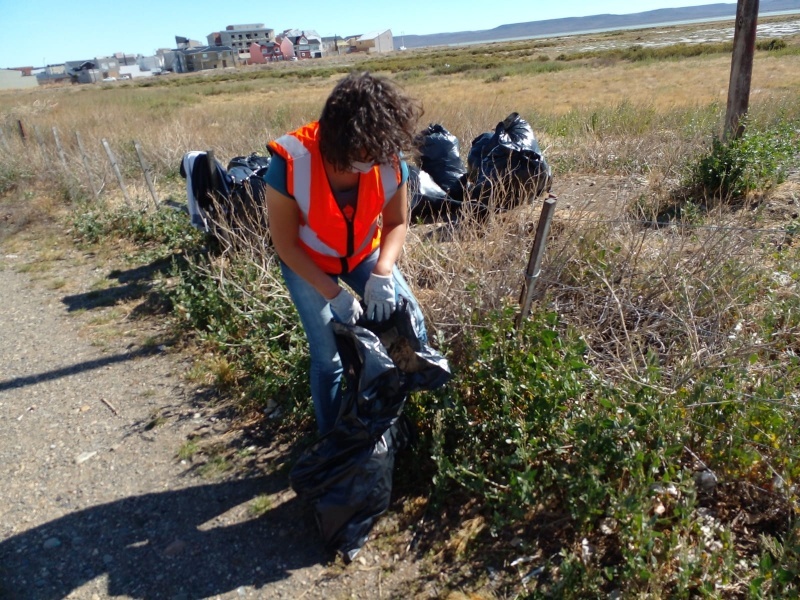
[268, 123, 401, 274]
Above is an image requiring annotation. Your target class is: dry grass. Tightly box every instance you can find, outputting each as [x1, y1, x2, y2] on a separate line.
[3, 24, 797, 378]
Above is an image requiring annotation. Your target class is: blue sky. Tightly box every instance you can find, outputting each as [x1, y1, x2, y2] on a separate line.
[2, 0, 736, 68]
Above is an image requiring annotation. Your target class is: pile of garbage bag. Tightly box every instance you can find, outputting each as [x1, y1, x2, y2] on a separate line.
[180, 111, 551, 236]
[410, 112, 552, 223]
[290, 300, 451, 561]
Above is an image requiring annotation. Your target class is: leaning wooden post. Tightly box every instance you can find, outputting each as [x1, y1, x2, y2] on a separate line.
[17, 120, 27, 144]
[516, 194, 558, 329]
[724, 0, 759, 141]
[101, 138, 132, 207]
[75, 132, 100, 199]
[133, 141, 159, 211]
[52, 127, 69, 172]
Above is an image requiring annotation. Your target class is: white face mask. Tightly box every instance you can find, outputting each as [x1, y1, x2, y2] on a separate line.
[349, 160, 375, 174]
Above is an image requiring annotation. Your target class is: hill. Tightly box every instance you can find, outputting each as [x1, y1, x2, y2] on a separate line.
[397, 0, 800, 48]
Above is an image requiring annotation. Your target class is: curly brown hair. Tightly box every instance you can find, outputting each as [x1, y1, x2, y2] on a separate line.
[318, 71, 423, 171]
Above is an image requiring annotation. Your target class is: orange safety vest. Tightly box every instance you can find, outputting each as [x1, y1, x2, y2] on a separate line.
[267, 121, 402, 275]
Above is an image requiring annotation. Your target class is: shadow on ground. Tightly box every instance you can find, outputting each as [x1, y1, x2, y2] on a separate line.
[61, 256, 175, 313]
[0, 346, 164, 393]
[0, 476, 327, 599]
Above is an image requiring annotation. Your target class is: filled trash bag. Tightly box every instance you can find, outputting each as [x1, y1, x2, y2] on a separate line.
[290, 300, 451, 562]
[408, 164, 465, 224]
[467, 112, 553, 212]
[415, 124, 468, 200]
[179, 151, 270, 235]
[226, 152, 271, 184]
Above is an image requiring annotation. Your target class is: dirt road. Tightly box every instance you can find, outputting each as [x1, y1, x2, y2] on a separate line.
[0, 252, 416, 599]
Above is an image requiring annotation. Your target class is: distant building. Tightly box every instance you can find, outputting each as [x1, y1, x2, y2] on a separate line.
[119, 65, 154, 79]
[303, 30, 323, 58]
[11, 66, 34, 77]
[138, 54, 165, 73]
[281, 29, 324, 59]
[321, 35, 346, 56]
[35, 64, 70, 85]
[282, 30, 312, 60]
[248, 42, 285, 63]
[208, 24, 275, 62]
[94, 56, 121, 78]
[156, 48, 179, 72]
[0, 68, 39, 90]
[63, 60, 100, 84]
[114, 52, 138, 66]
[349, 30, 394, 54]
[175, 46, 237, 73]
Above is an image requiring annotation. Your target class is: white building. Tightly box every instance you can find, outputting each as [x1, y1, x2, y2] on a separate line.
[120, 65, 153, 79]
[0, 69, 38, 90]
[138, 54, 164, 73]
[349, 30, 394, 54]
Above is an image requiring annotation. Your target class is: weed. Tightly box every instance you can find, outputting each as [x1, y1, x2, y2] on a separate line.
[177, 439, 199, 460]
[144, 410, 167, 430]
[249, 494, 273, 516]
[197, 452, 232, 478]
[684, 121, 799, 204]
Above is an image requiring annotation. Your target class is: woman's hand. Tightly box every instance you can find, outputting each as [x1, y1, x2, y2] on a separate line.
[364, 273, 395, 321]
[329, 289, 363, 325]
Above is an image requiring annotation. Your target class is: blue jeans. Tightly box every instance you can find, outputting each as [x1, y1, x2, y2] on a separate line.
[280, 250, 427, 436]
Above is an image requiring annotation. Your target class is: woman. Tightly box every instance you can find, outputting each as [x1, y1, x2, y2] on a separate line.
[264, 71, 427, 436]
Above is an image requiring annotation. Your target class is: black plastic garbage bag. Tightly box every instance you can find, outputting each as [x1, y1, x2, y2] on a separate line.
[415, 124, 468, 200]
[290, 300, 451, 562]
[227, 152, 271, 184]
[179, 151, 269, 234]
[467, 112, 553, 211]
[408, 165, 465, 224]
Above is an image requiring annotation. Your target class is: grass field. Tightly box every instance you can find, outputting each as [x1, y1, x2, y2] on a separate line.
[2, 15, 800, 599]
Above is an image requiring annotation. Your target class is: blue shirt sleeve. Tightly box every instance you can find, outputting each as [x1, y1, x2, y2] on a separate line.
[263, 154, 408, 197]
[263, 153, 289, 196]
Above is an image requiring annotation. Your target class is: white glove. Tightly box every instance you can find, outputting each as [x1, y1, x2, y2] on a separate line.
[364, 273, 396, 322]
[329, 288, 363, 325]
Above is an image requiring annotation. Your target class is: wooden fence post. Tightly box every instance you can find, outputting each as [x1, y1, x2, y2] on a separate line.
[52, 127, 69, 172]
[17, 120, 26, 144]
[101, 138, 132, 207]
[134, 141, 159, 211]
[75, 132, 100, 199]
[724, 0, 760, 141]
[516, 194, 558, 329]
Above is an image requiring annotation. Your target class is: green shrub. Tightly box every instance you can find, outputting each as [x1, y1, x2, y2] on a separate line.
[757, 38, 787, 51]
[168, 254, 311, 421]
[685, 122, 798, 203]
[72, 204, 203, 253]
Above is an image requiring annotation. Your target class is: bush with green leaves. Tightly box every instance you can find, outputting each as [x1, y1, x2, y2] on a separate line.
[685, 121, 798, 203]
[409, 302, 799, 596]
[167, 253, 312, 421]
[71, 204, 204, 254]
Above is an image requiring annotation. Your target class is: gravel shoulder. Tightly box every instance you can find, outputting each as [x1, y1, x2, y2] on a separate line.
[0, 219, 425, 599]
